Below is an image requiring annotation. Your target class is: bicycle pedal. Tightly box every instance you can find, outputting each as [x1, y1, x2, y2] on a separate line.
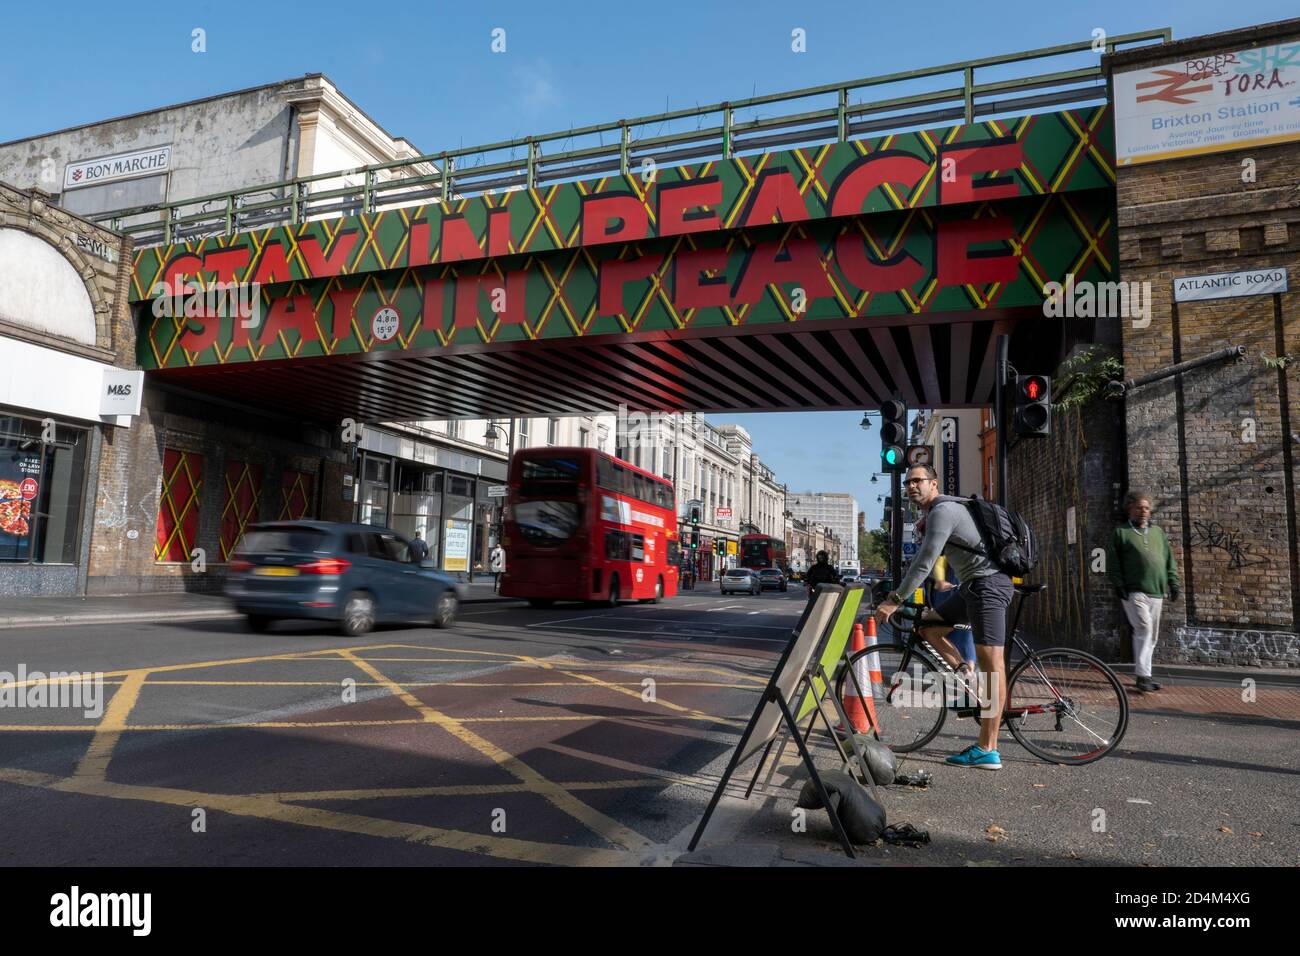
[954, 707, 981, 719]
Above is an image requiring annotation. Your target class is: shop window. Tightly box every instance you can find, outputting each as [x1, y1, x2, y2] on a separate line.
[278, 470, 315, 521]
[155, 448, 204, 563]
[220, 460, 264, 560]
[0, 413, 89, 565]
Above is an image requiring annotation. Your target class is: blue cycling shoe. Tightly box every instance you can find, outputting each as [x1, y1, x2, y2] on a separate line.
[945, 744, 1002, 770]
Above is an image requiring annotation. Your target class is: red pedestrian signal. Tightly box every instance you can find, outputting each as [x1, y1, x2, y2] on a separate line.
[1013, 375, 1051, 436]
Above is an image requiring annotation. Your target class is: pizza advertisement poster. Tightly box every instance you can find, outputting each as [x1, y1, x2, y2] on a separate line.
[0, 450, 41, 560]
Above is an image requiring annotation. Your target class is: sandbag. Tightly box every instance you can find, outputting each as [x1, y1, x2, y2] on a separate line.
[850, 735, 897, 786]
[795, 770, 887, 844]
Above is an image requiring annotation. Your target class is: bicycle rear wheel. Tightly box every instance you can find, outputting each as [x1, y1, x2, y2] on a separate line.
[834, 643, 947, 753]
[1004, 648, 1128, 765]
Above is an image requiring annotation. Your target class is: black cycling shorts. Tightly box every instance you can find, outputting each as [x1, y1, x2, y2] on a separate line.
[932, 574, 1015, 647]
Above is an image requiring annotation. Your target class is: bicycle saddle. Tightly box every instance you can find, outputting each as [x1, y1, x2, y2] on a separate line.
[1014, 582, 1047, 594]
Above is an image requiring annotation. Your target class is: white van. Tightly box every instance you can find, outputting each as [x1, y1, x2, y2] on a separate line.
[838, 561, 861, 583]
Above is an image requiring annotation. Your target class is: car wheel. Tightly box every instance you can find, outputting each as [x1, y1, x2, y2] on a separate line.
[605, 575, 621, 607]
[339, 591, 376, 637]
[432, 589, 458, 628]
[245, 614, 273, 633]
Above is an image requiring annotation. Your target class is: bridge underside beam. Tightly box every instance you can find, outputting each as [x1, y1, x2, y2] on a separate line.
[148, 309, 1060, 424]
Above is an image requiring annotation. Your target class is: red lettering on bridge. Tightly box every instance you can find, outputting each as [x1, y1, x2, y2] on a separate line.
[938, 142, 1022, 205]
[298, 232, 359, 276]
[582, 194, 650, 245]
[657, 179, 722, 237]
[739, 170, 812, 227]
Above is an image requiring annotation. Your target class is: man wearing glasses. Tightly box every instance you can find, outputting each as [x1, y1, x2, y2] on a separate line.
[873, 464, 1015, 771]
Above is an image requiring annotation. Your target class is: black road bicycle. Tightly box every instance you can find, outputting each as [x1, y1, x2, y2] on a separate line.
[834, 583, 1128, 765]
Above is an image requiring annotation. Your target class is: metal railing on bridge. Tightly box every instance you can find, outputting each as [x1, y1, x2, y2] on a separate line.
[98, 29, 1169, 247]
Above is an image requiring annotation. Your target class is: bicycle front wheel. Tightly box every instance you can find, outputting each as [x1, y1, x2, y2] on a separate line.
[1004, 648, 1128, 765]
[834, 643, 947, 753]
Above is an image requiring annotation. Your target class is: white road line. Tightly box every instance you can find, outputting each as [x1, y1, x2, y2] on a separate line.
[524, 615, 599, 628]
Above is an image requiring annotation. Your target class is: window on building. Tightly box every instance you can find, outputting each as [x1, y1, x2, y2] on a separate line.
[547, 417, 559, 445]
[579, 427, 590, 448]
[0, 413, 91, 566]
[515, 418, 530, 447]
[447, 420, 462, 440]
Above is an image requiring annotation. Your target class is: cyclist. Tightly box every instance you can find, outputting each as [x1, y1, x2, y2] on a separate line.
[873, 464, 1014, 771]
[804, 550, 840, 596]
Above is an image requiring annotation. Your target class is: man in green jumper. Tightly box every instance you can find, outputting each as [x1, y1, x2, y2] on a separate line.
[1106, 491, 1180, 692]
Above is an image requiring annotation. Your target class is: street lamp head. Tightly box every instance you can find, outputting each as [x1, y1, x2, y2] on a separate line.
[871, 474, 878, 483]
[859, 413, 873, 431]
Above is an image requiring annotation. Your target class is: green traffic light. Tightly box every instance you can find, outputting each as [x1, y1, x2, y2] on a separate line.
[883, 448, 899, 465]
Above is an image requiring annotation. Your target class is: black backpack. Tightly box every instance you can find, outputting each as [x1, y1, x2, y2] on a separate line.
[947, 495, 1037, 577]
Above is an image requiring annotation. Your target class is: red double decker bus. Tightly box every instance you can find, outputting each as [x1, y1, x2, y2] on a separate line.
[739, 533, 787, 571]
[501, 448, 679, 606]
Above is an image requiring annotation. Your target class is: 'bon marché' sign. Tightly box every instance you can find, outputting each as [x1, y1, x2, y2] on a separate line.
[64, 145, 171, 190]
[1114, 43, 1300, 165]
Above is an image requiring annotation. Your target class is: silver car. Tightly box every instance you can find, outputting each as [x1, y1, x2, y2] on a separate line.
[720, 568, 761, 595]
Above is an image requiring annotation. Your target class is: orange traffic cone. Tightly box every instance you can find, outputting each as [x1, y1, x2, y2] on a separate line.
[843, 622, 879, 733]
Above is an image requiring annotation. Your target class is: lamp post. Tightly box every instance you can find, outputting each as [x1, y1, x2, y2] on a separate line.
[483, 420, 514, 562]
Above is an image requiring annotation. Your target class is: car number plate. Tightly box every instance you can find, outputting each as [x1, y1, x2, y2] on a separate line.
[253, 566, 299, 577]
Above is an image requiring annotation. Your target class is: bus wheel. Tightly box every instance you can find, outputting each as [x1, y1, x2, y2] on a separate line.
[640, 577, 664, 604]
[605, 576, 621, 607]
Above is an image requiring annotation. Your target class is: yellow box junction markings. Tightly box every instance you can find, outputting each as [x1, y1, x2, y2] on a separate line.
[0, 640, 758, 865]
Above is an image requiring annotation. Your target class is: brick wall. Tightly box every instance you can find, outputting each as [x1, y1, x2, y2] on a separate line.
[86, 367, 346, 596]
[1105, 19, 1300, 667]
[1008, 399, 1125, 658]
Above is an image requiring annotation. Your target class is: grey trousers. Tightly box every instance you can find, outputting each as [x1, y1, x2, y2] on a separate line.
[1122, 593, 1163, 679]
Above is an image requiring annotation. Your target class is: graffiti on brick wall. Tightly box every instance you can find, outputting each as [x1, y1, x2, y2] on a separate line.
[1173, 625, 1300, 666]
[1191, 521, 1269, 571]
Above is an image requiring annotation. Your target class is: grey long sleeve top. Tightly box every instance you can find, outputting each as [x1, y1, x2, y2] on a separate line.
[890, 496, 1001, 601]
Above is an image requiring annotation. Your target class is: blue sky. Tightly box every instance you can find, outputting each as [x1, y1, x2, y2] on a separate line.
[1, 0, 1291, 527]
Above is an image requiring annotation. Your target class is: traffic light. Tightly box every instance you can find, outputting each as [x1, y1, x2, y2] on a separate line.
[715, 540, 725, 557]
[1013, 374, 1052, 436]
[879, 398, 908, 471]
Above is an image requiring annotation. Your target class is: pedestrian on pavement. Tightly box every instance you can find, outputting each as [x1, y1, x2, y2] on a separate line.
[1106, 491, 1180, 693]
[873, 463, 1015, 772]
[409, 531, 429, 563]
[490, 542, 506, 592]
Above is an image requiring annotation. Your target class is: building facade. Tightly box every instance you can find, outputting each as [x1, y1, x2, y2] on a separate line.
[0, 77, 634, 593]
[786, 491, 859, 564]
[616, 414, 786, 581]
[916, 408, 985, 499]
[0, 183, 138, 596]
